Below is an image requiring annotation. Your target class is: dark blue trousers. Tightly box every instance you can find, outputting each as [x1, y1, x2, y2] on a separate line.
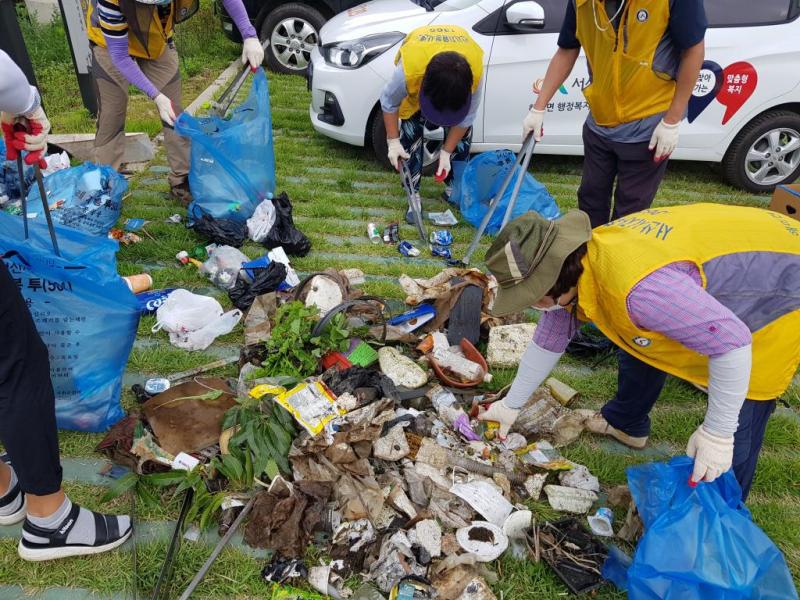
[601, 349, 776, 500]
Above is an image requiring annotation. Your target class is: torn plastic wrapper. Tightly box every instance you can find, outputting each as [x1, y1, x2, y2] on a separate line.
[332, 518, 376, 553]
[275, 381, 344, 436]
[308, 563, 350, 599]
[244, 292, 277, 346]
[516, 440, 572, 471]
[261, 555, 308, 584]
[367, 531, 427, 593]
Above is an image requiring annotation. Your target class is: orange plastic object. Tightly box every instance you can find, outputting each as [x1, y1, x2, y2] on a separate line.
[321, 351, 352, 372]
[416, 334, 435, 354]
[428, 338, 489, 388]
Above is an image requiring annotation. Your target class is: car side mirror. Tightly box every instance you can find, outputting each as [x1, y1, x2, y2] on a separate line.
[505, 0, 545, 31]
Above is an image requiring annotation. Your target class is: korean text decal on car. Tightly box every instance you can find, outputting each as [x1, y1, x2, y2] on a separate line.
[689, 60, 758, 125]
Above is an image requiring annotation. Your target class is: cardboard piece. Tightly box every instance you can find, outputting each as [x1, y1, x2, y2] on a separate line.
[770, 183, 800, 221]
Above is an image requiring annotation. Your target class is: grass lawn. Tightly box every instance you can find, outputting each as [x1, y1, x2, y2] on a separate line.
[4, 5, 800, 598]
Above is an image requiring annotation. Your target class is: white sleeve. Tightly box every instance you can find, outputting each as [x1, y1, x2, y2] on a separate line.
[503, 341, 563, 409]
[703, 344, 752, 437]
[0, 51, 39, 115]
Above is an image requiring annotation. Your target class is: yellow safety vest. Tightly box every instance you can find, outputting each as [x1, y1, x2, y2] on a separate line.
[576, 204, 800, 400]
[575, 0, 675, 127]
[394, 25, 484, 120]
[87, 0, 198, 60]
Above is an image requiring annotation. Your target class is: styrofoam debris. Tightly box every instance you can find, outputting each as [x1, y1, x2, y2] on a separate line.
[544, 484, 598, 514]
[524, 473, 548, 501]
[459, 577, 498, 600]
[411, 519, 442, 558]
[456, 521, 509, 562]
[559, 462, 600, 493]
[378, 347, 428, 388]
[373, 425, 410, 461]
[305, 275, 343, 316]
[486, 323, 537, 368]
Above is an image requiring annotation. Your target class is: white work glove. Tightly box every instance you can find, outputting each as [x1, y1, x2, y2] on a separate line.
[154, 93, 177, 126]
[436, 149, 451, 180]
[686, 425, 734, 484]
[648, 118, 679, 161]
[242, 37, 264, 71]
[522, 107, 545, 142]
[477, 399, 520, 439]
[387, 137, 409, 171]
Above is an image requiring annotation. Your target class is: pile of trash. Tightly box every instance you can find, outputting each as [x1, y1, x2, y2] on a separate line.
[98, 260, 639, 600]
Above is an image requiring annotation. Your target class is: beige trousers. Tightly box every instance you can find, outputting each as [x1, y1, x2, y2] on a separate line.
[91, 43, 190, 189]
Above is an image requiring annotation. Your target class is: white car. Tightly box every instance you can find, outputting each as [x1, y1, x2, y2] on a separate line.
[308, 0, 800, 192]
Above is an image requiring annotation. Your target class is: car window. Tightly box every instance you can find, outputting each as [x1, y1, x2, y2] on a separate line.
[473, 0, 567, 35]
[705, 0, 798, 26]
[435, 0, 484, 11]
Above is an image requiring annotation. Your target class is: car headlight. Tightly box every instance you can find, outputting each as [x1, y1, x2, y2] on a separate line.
[321, 32, 405, 69]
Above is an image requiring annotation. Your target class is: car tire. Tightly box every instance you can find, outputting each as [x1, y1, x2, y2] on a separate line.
[260, 3, 324, 75]
[722, 110, 800, 193]
[369, 108, 441, 175]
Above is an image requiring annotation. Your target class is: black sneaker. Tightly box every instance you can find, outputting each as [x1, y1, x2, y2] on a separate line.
[18, 503, 132, 561]
[0, 482, 25, 526]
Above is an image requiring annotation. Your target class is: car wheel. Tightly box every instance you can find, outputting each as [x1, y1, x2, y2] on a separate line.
[369, 109, 443, 175]
[260, 3, 324, 75]
[722, 110, 800, 193]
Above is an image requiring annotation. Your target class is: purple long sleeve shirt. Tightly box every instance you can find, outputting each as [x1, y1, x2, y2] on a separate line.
[534, 261, 753, 356]
[100, 0, 256, 98]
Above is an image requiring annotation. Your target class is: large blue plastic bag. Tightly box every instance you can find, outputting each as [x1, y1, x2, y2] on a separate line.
[454, 150, 560, 235]
[0, 138, 34, 203]
[602, 457, 798, 599]
[0, 212, 139, 432]
[25, 162, 127, 236]
[176, 68, 276, 223]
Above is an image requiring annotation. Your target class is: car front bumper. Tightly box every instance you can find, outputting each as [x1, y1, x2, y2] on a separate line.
[308, 46, 385, 147]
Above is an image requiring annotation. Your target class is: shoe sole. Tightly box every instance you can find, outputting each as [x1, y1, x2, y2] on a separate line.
[585, 421, 648, 449]
[0, 499, 26, 526]
[18, 528, 132, 562]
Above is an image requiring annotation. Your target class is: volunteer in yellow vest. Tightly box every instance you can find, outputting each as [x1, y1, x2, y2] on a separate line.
[479, 205, 800, 500]
[381, 26, 484, 221]
[522, 1, 706, 227]
[86, 0, 263, 204]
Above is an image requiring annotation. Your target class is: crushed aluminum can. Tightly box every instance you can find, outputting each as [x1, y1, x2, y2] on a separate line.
[429, 229, 453, 246]
[431, 244, 452, 259]
[398, 240, 420, 257]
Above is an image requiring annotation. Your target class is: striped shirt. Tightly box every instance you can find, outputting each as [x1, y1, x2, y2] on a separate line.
[534, 261, 753, 356]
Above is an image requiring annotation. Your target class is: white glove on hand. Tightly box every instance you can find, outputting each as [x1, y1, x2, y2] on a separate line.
[477, 399, 521, 438]
[522, 107, 545, 142]
[686, 425, 734, 484]
[154, 93, 177, 126]
[436, 149, 452, 180]
[242, 37, 264, 70]
[648, 119, 679, 161]
[387, 137, 409, 170]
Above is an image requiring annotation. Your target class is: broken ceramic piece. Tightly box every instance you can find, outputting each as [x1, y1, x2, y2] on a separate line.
[456, 521, 509, 562]
[544, 485, 598, 514]
[378, 347, 428, 389]
[486, 323, 537, 368]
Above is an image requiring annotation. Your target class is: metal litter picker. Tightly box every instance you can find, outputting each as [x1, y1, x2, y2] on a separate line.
[208, 40, 270, 118]
[399, 158, 428, 243]
[16, 157, 60, 257]
[459, 133, 537, 266]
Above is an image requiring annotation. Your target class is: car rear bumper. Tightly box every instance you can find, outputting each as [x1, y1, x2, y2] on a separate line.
[308, 46, 382, 147]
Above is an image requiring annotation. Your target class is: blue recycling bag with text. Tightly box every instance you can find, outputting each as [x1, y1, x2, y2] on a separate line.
[0, 212, 139, 432]
[602, 457, 798, 600]
[454, 149, 560, 235]
[176, 68, 276, 223]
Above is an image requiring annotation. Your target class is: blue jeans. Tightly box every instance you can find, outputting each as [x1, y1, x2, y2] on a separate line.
[601, 349, 776, 500]
[399, 111, 472, 194]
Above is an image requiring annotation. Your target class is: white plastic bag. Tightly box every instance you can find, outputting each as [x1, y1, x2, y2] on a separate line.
[152, 289, 243, 351]
[247, 199, 276, 243]
[201, 245, 249, 289]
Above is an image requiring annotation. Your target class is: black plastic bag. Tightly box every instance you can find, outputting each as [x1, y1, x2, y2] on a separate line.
[228, 261, 287, 311]
[191, 211, 247, 247]
[263, 192, 311, 256]
[322, 365, 396, 407]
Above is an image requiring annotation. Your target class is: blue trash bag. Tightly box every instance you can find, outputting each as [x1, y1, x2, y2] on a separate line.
[25, 162, 127, 236]
[176, 68, 276, 223]
[455, 149, 560, 235]
[602, 457, 798, 600]
[0, 212, 139, 432]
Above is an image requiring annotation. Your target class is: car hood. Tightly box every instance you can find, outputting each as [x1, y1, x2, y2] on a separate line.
[320, 0, 435, 43]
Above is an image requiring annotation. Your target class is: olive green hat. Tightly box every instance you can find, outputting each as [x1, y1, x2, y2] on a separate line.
[484, 210, 592, 316]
